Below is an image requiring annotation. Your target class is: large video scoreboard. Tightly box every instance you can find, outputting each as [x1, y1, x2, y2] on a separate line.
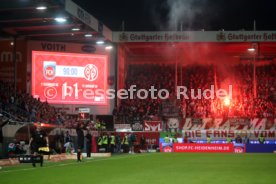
[32, 51, 108, 105]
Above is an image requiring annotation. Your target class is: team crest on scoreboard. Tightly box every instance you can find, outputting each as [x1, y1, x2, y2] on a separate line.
[43, 61, 56, 80]
[84, 64, 98, 81]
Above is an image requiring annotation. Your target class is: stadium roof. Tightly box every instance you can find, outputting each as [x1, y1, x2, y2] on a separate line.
[120, 42, 276, 65]
[0, 0, 112, 43]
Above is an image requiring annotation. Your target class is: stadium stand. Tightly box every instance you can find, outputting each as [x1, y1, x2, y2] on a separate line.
[116, 63, 276, 123]
[1, 63, 275, 125]
[0, 81, 61, 124]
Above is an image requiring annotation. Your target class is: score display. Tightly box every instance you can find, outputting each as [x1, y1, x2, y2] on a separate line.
[32, 51, 108, 105]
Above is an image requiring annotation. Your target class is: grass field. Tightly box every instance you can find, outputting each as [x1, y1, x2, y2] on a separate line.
[0, 153, 275, 184]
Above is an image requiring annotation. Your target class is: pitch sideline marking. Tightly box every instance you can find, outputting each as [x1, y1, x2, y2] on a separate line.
[0, 153, 158, 174]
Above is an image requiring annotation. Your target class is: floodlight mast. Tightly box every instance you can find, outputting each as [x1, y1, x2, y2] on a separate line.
[248, 43, 258, 99]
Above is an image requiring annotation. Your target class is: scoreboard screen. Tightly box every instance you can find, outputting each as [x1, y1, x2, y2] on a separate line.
[32, 51, 108, 105]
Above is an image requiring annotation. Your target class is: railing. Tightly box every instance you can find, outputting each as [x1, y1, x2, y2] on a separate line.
[3, 103, 30, 121]
[0, 110, 19, 120]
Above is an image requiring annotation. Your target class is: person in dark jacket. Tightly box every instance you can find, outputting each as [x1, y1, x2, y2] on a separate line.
[140, 134, 146, 151]
[86, 131, 92, 158]
[29, 123, 49, 167]
[76, 123, 84, 162]
[235, 134, 243, 143]
[64, 131, 72, 143]
[115, 134, 121, 153]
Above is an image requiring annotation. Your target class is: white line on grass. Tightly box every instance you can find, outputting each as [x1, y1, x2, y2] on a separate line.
[0, 153, 158, 174]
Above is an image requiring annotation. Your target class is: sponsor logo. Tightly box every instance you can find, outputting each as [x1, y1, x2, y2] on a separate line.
[81, 45, 96, 53]
[144, 121, 162, 132]
[132, 122, 143, 131]
[163, 146, 173, 153]
[119, 33, 128, 41]
[234, 147, 244, 153]
[41, 43, 66, 51]
[114, 124, 131, 130]
[216, 32, 226, 41]
[0, 51, 22, 62]
[77, 7, 91, 25]
[234, 143, 245, 153]
[174, 143, 234, 153]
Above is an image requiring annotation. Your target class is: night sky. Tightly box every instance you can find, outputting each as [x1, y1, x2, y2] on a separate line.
[73, 0, 276, 31]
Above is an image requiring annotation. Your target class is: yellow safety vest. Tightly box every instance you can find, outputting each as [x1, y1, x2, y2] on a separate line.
[102, 136, 108, 145]
[122, 136, 128, 145]
[259, 137, 265, 143]
[97, 137, 102, 145]
[207, 137, 211, 143]
[226, 137, 232, 143]
[111, 136, 115, 145]
[96, 123, 101, 129]
[164, 136, 170, 143]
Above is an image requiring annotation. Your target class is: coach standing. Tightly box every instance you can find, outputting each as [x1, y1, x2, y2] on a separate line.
[76, 123, 84, 162]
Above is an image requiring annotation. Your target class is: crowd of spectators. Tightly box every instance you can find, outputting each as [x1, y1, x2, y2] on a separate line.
[203, 64, 276, 118]
[0, 81, 62, 124]
[115, 64, 175, 123]
[116, 63, 276, 122]
[1, 62, 275, 126]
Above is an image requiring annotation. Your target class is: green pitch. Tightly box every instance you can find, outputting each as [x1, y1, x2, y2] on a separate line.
[0, 153, 275, 184]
